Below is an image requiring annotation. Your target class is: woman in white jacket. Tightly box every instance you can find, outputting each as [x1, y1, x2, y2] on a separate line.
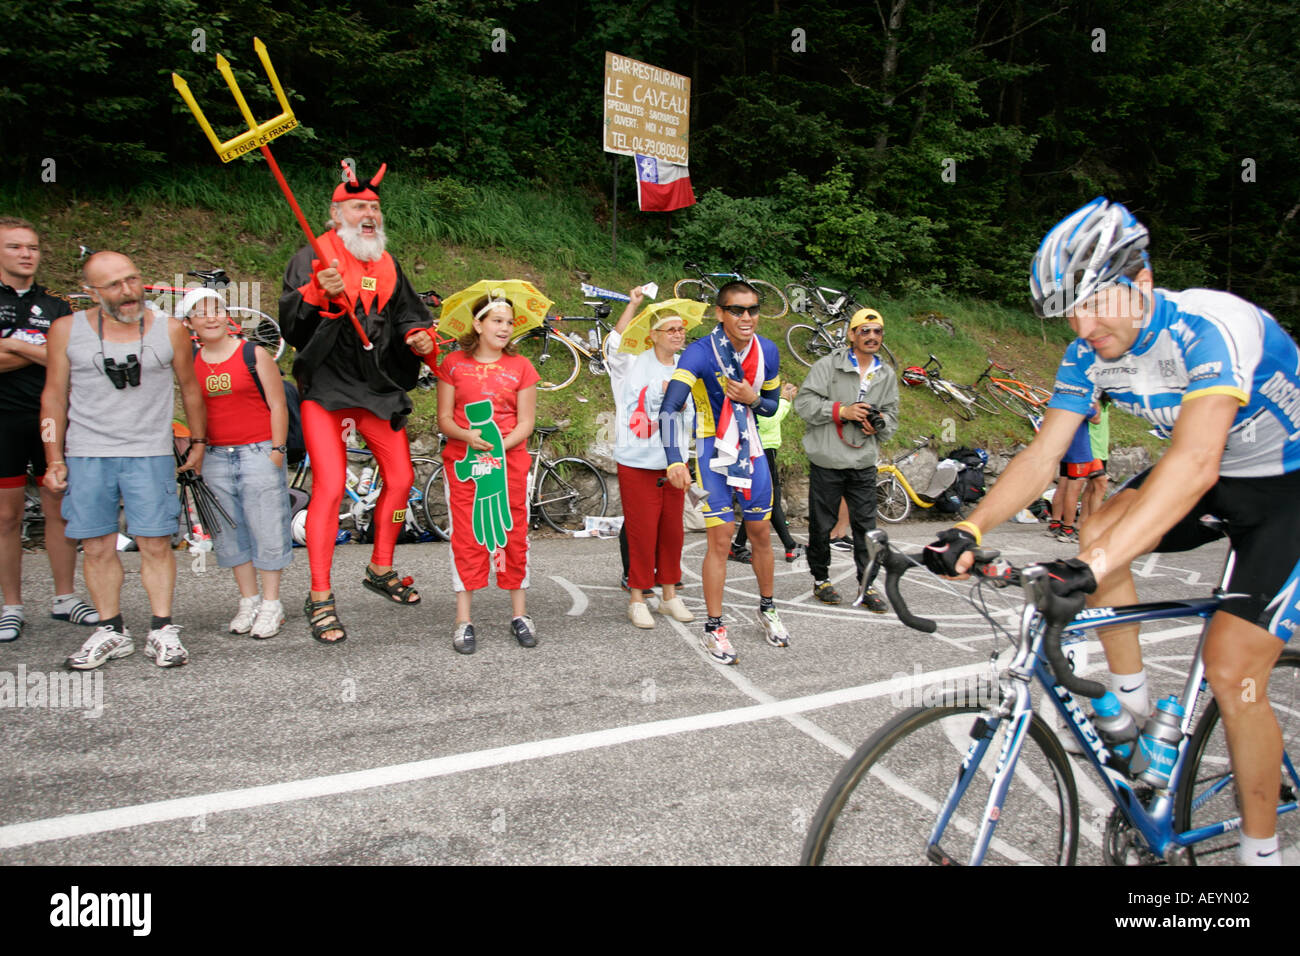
[606, 287, 694, 628]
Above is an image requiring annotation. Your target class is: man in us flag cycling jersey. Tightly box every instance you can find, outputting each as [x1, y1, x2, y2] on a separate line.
[923, 197, 1300, 866]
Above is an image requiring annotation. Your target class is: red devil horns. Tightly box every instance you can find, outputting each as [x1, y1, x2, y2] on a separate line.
[331, 161, 387, 203]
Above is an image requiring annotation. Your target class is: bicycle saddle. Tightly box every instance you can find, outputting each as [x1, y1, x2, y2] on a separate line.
[534, 425, 561, 436]
[188, 269, 230, 286]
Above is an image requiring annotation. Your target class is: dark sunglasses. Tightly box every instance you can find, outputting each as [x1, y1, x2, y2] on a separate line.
[721, 304, 761, 317]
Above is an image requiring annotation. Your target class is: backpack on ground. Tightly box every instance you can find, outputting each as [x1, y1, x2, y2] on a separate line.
[944, 446, 988, 504]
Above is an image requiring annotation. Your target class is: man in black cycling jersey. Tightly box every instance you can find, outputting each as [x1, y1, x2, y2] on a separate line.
[924, 197, 1299, 866]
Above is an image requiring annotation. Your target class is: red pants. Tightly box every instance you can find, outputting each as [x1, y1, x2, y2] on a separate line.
[302, 402, 412, 592]
[445, 445, 530, 591]
[617, 463, 685, 590]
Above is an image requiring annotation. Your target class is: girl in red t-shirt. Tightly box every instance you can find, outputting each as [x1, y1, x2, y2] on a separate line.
[184, 289, 293, 639]
[436, 296, 539, 655]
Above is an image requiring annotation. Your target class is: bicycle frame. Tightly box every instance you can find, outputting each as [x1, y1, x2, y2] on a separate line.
[928, 553, 1298, 865]
[875, 463, 935, 510]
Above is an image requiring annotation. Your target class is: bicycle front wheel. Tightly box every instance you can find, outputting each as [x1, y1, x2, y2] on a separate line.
[747, 279, 789, 320]
[673, 278, 713, 304]
[959, 383, 1001, 416]
[513, 329, 580, 391]
[228, 306, 284, 361]
[802, 704, 1078, 866]
[537, 458, 608, 532]
[939, 381, 976, 421]
[876, 474, 911, 523]
[987, 381, 1037, 419]
[420, 464, 450, 541]
[785, 324, 835, 368]
[401, 456, 441, 541]
[1174, 648, 1300, 865]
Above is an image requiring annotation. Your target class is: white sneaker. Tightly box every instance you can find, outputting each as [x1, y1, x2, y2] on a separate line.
[229, 595, 261, 635]
[657, 596, 695, 623]
[627, 602, 655, 629]
[757, 607, 791, 648]
[145, 624, 189, 668]
[66, 626, 134, 670]
[702, 625, 738, 665]
[249, 600, 285, 639]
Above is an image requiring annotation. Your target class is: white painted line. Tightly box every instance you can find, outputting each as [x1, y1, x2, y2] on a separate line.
[549, 576, 588, 617]
[0, 660, 999, 849]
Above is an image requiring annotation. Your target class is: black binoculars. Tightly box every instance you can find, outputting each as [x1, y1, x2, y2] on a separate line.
[103, 354, 141, 389]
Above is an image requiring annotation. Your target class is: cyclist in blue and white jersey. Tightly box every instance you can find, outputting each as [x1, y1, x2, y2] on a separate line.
[924, 197, 1300, 865]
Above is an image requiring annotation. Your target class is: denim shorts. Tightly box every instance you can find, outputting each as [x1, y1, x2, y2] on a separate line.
[63, 455, 181, 539]
[201, 441, 294, 571]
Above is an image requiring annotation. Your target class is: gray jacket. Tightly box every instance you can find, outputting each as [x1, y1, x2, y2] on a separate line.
[794, 347, 899, 470]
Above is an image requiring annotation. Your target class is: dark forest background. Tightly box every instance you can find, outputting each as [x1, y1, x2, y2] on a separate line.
[4, 0, 1298, 321]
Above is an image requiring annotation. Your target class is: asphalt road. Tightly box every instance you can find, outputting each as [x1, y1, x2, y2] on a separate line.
[0, 520, 1289, 866]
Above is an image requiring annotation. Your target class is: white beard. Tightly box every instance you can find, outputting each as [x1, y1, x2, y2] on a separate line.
[336, 220, 387, 263]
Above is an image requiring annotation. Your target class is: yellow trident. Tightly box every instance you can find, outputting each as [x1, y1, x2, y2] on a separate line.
[172, 39, 374, 349]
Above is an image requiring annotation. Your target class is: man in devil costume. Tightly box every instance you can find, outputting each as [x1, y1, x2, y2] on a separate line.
[279, 161, 437, 644]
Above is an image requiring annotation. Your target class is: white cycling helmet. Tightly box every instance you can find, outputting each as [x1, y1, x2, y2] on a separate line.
[1029, 197, 1149, 318]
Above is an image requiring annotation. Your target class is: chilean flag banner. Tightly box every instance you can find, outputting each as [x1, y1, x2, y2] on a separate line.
[635, 154, 696, 212]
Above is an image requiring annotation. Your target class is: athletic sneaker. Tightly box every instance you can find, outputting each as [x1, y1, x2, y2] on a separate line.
[249, 600, 285, 639]
[229, 595, 261, 635]
[756, 608, 791, 648]
[813, 580, 842, 605]
[1056, 525, 1078, 544]
[728, 545, 752, 564]
[1044, 520, 1062, 537]
[785, 544, 805, 562]
[66, 626, 134, 670]
[701, 625, 738, 665]
[830, 535, 853, 552]
[453, 621, 476, 655]
[511, 615, 539, 648]
[145, 624, 189, 668]
[859, 586, 889, 614]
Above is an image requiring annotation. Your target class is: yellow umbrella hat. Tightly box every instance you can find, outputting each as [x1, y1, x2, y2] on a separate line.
[617, 298, 708, 354]
[437, 279, 553, 340]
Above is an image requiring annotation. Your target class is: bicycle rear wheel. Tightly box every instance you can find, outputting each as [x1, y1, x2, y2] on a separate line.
[672, 278, 713, 304]
[1174, 648, 1300, 865]
[784, 283, 819, 317]
[537, 457, 607, 532]
[987, 381, 1036, 419]
[785, 324, 835, 368]
[420, 464, 450, 541]
[958, 383, 1001, 416]
[401, 456, 442, 541]
[227, 306, 284, 361]
[513, 329, 580, 391]
[876, 474, 911, 523]
[745, 279, 788, 320]
[802, 704, 1078, 866]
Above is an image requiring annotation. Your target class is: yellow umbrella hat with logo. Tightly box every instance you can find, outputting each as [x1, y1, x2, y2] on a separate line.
[617, 298, 709, 354]
[437, 279, 553, 340]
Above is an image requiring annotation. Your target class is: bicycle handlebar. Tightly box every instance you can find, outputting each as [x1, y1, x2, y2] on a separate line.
[863, 530, 1106, 699]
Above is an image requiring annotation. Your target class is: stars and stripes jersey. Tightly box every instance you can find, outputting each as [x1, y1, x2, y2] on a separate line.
[1048, 288, 1300, 478]
[660, 331, 781, 467]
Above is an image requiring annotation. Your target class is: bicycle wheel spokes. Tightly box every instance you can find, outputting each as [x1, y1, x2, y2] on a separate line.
[404, 456, 441, 541]
[672, 278, 712, 304]
[876, 475, 910, 523]
[802, 705, 1077, 866]
[228, 306, 284, 361]
[747, 279, 789, 320]
[784, 283, 817, 316]
[1175, 650, 1300, 865]
[785, 324, 834, 368]
[513, 329, 580, 391]
[537, 458, 608, 532]
[420, 464, 450, 541]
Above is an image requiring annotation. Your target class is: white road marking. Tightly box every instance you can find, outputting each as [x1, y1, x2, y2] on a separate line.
[549, 576, 588, 617]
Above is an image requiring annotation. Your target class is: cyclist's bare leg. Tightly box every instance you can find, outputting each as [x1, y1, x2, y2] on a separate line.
[42, 485, 79, 596]
[702, 522, 733, 617]
[1202, 612, 1286, 839]
[81, 532, 123, 619]
[1078, 488, 1143, 675]
[0, 486, 25, 604]
[745, 518, 775, 596]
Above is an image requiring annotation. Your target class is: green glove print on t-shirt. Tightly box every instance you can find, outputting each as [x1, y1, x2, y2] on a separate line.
[453, 399, 512, 552]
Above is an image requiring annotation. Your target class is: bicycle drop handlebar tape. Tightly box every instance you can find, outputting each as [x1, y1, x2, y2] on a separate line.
[1035, 587, 1107, 700]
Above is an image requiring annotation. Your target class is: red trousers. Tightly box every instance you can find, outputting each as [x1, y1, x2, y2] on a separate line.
[617, 463, 685, 590]
[445, 445, 531, 591]
[302, 402, 412, 592]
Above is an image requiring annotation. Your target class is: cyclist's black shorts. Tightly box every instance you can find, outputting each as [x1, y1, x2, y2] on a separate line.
[0, 411, 46, 488]
[1118, 467, 1300, 641]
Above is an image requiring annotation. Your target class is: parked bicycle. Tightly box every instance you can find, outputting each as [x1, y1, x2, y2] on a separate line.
[421, 425, 608, 535]
[509, 301, 621, 392]
[783, 273, 897, 369]
[290, 447, 443, 543]
[875, 436, 969, 523]
[974, 359, 1053, 420]
[801, 527, 1299, 866]
[673, 259, 788, 320]
[900, 354, 995, 421]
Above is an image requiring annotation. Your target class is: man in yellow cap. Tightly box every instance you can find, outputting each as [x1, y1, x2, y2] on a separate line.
[793, 307, 898, 610]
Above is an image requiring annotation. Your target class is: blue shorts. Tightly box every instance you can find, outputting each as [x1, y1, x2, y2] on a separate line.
[694, 437, 773, 528]
[62, 455, 181, 539]
[202, 441, 294, 571]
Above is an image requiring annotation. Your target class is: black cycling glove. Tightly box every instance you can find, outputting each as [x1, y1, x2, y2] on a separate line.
[923, 527, 978, 577]
[1038, 557, 1098, 597]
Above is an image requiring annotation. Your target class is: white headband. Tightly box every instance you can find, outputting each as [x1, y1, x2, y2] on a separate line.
[474, 297, 512, 321]
[177, 287, 223, 318]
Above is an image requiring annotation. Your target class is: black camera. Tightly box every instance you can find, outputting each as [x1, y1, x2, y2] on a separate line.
[103, 354, 141, 389]
[864, 407, 886, 434]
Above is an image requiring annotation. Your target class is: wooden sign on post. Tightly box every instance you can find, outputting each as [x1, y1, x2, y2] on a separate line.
[602, 52, 690, 165]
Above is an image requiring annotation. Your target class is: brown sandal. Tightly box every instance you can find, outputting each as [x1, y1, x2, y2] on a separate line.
[305, 593, 347, 643]
[362, 567, 421, 605]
